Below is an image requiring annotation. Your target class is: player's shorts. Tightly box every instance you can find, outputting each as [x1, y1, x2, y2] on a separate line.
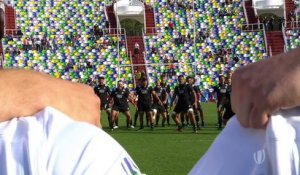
[223, 107, 235, 120]
[100, 103, 110, 110]
[174, 104, 193, 114]
[152, 103, 166, 113]
[112, 105, 129, 113]
[137, 103, 152, 112]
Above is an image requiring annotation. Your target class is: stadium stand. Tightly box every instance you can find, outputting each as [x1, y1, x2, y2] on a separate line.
[2, 0, 134, 89]
[144, 0, 267, 90]
[2, 0, 268, 91]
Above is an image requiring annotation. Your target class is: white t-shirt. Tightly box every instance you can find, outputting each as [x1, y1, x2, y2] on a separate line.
[0, 107, 141, 175]
[189, 108, 300, 175]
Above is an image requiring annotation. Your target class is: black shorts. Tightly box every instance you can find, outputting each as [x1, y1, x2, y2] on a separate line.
[174, 104, 193, 114]
[112, 105, 129, 113]
[152, 103, 166, 113]
[137, 103, 152, 112]
[223, 107, 235, 120]
[100, 103, 110, 110]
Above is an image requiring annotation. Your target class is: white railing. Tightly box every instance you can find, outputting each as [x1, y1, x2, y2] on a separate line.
[284, 0, 287, 27]
[4, 28, 127, 37]
[282, 23, 288, 52]
[243, 0, 249, 24]
[262, 24, 268, 56]
[269, 46, 272, 57]
[124, 29, 129, 56]
[285, 21, 300, 29]
[144, 27, 163, 35]
[240, 23, 264, 31]
[129, 51, 136, 88]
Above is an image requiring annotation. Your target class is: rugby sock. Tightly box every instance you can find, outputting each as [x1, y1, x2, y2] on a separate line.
[134, 110, 138, 126]
[162, 118, 166, 127]
[167, 114, 170, 125]
[156, 115, 160, 126]
[218, 117, 222, 129]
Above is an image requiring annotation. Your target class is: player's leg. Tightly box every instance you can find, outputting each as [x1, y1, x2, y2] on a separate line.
[133, 108, 138, 127]
[123, 110, 133, 129]
[199, 104, 205, 127]
[138, 111, 145, 129]
[164, 103, 170, 126]
[146, 110, 154, 129]
[110, 109, 118, 130]
[187, 107, 197, 133]
[161, 111, 167, 127]
[172, 112, 183, 131]
[193, 105, 200, 129]
[105, 105, 112, 127]
[180, 113, 185, 127]
[154, 108, 160, 127]
[218, 105, 225, 130]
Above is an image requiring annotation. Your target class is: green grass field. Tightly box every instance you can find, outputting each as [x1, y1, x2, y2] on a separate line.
[101, 102, 221, 175]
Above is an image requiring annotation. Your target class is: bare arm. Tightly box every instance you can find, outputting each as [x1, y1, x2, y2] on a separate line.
[0, 69, 100, 127]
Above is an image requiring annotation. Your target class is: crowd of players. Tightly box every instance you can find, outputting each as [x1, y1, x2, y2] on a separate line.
[94, 72, 234, 133]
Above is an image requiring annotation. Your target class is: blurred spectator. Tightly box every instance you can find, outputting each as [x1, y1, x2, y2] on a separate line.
[269, 16, 274, 31]
[134, 42, 139, 54]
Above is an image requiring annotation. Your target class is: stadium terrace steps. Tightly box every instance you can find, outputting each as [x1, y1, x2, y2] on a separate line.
[127, 36, 146, 73]
[106, 5, 117, 30]
[266, 31, 285, 56]
[245, 0, 258, 24]
[285, 0, 295, 19]
[145, 5, 155, 28]
[4, 5, 16, 34]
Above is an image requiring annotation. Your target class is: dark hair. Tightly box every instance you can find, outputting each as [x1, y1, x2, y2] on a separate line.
[178, 75, 184, 79]
[99, 76, 105, 80]
[186, 76, 194, 81]
[219, 74, 225, 79]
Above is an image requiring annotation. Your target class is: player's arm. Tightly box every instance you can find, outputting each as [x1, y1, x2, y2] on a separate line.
[192, 89, 198, 108]
[163, 90, 168, 105]
[170, 91, 177, 106]
[106, 87, 111, 101]
[151, 91, 163, 105]
[0, 69, 100, 127]
[128, 92, 137, 106]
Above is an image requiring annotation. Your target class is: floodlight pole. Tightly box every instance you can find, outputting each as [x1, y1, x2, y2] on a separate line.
[193, 0, 197, 73]
[116, 0, 121, 81]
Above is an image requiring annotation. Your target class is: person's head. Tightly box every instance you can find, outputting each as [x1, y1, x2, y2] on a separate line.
[141, 78, 148, 87]
[117, 80, 124, 90]
[219, 75, 225, 84]
[226, 77, 232, 85]
[187, 76, 194, 85]
[99, 77, 105, 85]
[178, 75, 185, 85]
[227, 70, 233, 79]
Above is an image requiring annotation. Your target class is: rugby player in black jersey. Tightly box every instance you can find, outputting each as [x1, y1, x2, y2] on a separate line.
[171, 75, 197, 133]
[94, 77, 111, 126]
[153, 80, 168, 127]
[213, 75, 228, 129]
[135, 78, 162, 130]
[110, 80, 134, 130]
[187, 76, 207, 129]
[223, 76, 235, 125]
[160, 74, 171, 126]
